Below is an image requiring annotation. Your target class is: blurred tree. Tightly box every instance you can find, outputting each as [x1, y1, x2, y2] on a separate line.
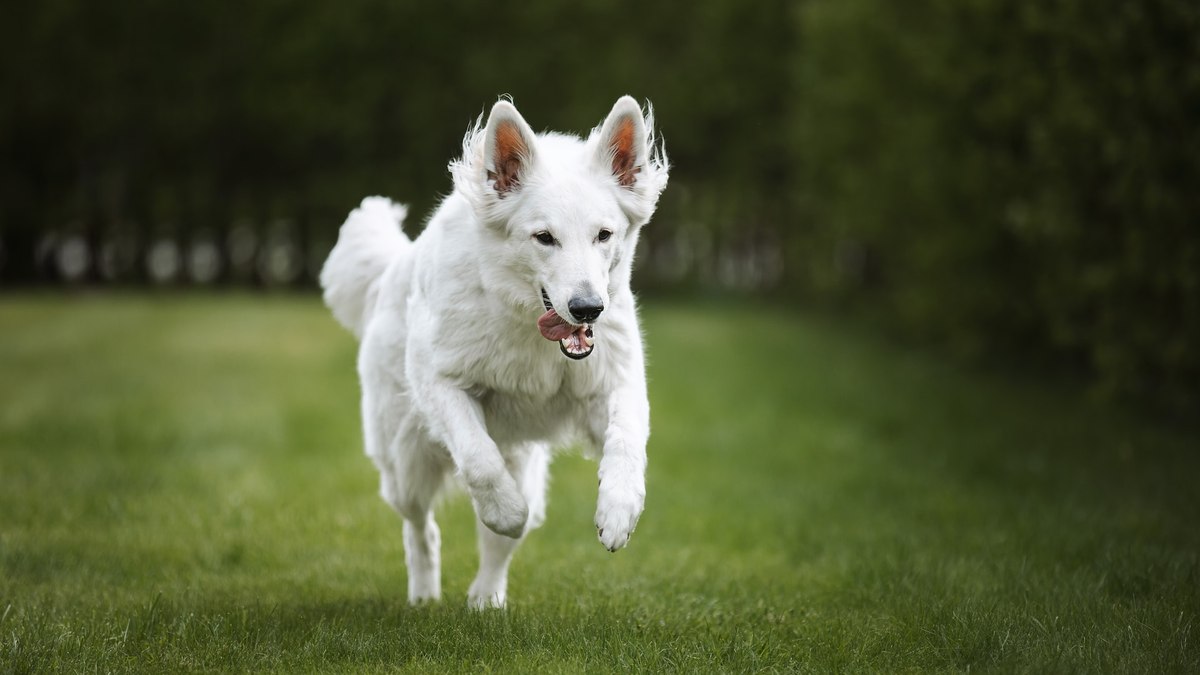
[797, 0, 1200, 411]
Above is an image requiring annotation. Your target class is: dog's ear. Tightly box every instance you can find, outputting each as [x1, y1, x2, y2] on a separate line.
[592, 96, 669, 225]
[483, 101, 537, 196]
[596, 96, 648, 188]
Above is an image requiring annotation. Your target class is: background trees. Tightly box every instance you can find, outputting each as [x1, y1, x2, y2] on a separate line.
[2, 0, 1196, 409]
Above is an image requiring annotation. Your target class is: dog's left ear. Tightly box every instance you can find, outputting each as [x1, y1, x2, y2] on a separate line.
[595, 96, 648, 188]
[593, 96, 669, 225]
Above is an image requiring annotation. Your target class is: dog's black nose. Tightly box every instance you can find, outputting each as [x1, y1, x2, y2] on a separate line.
[568, 295, 604, 323]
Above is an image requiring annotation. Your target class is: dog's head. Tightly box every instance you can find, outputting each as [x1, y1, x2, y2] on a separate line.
[451, 97, 669, 360]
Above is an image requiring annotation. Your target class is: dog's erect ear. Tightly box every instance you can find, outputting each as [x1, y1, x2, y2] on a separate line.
[483, 101, 537, 195]
[591, 96, 668, 225]
[596, 96, 648, 188]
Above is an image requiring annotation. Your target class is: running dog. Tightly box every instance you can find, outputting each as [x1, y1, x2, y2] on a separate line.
[320, 96, 668, 608]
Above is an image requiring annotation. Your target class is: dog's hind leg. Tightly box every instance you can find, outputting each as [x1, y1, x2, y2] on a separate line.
[402, 512, 441, 604]
[378, 423, 450, 605]
[467, 443, 550, 609]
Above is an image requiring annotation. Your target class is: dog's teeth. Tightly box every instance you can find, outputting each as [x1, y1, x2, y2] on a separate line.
[583, 333, 594, 347]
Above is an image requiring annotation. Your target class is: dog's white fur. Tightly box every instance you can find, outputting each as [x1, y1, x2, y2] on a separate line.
[320, 97, 668, 608]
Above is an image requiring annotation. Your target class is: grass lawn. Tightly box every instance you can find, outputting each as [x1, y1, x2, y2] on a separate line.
[1, 293, 1197, 672]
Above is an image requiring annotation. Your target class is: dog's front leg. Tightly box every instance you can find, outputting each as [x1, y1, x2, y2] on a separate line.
[421, 380, 528, 539]
[594, 383, 649, 552]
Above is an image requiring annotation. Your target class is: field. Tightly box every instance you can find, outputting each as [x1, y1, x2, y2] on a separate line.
[1, 294, 1197, 672]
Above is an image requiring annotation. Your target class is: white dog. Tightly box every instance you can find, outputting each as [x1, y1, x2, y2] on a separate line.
[319, 97, 668, 608]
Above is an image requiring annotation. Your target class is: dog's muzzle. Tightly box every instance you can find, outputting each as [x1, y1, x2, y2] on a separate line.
[538, 288, 595, 360]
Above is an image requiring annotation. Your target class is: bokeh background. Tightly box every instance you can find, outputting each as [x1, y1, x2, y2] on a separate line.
[4, 3, 1200, 670]
[3, 0, 1198, 411]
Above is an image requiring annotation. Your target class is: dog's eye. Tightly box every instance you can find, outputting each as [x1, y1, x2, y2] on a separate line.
[534, 232, 556, 246]
[597, 229, 612, 243]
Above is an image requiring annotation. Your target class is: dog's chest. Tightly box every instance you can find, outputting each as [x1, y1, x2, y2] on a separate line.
[466, 342, 601, 445]
[478, 386, 588, 445]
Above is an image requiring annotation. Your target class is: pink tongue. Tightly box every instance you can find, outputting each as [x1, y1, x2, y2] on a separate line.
[538, 310, 576, 341]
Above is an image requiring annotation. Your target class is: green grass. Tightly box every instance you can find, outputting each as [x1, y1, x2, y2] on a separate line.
[1, 294, 1197, 673]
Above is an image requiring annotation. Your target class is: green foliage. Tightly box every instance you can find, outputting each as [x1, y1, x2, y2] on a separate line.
[1, 0, 1197, 407]
[1, 296, 1198, 671]
[797, 0, 1200, 411]
[0, 0, 793, 235]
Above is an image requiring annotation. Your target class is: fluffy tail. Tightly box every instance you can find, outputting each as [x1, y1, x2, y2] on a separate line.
[319, 197, 411, 339]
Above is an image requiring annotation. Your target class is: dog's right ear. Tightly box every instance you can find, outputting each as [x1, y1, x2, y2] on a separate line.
[483, 101, 537, 196]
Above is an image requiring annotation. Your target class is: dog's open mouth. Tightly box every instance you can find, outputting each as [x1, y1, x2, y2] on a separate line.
[538, 288, 594, 360]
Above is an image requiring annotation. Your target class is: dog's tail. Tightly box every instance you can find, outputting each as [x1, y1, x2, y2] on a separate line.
[319, 196, 411, 339]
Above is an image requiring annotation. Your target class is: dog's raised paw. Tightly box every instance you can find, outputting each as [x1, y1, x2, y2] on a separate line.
[594, 478, 643, 552]
[474, 484, 529, 539]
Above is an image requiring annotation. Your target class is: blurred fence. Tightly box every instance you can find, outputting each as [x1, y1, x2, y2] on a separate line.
[19, 219, 318, 288]
[6, 207, 787, 293]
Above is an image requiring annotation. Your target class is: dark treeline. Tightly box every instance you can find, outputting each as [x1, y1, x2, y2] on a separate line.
[0, 0, 794, 288]
[1, 0, 1197, 410]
